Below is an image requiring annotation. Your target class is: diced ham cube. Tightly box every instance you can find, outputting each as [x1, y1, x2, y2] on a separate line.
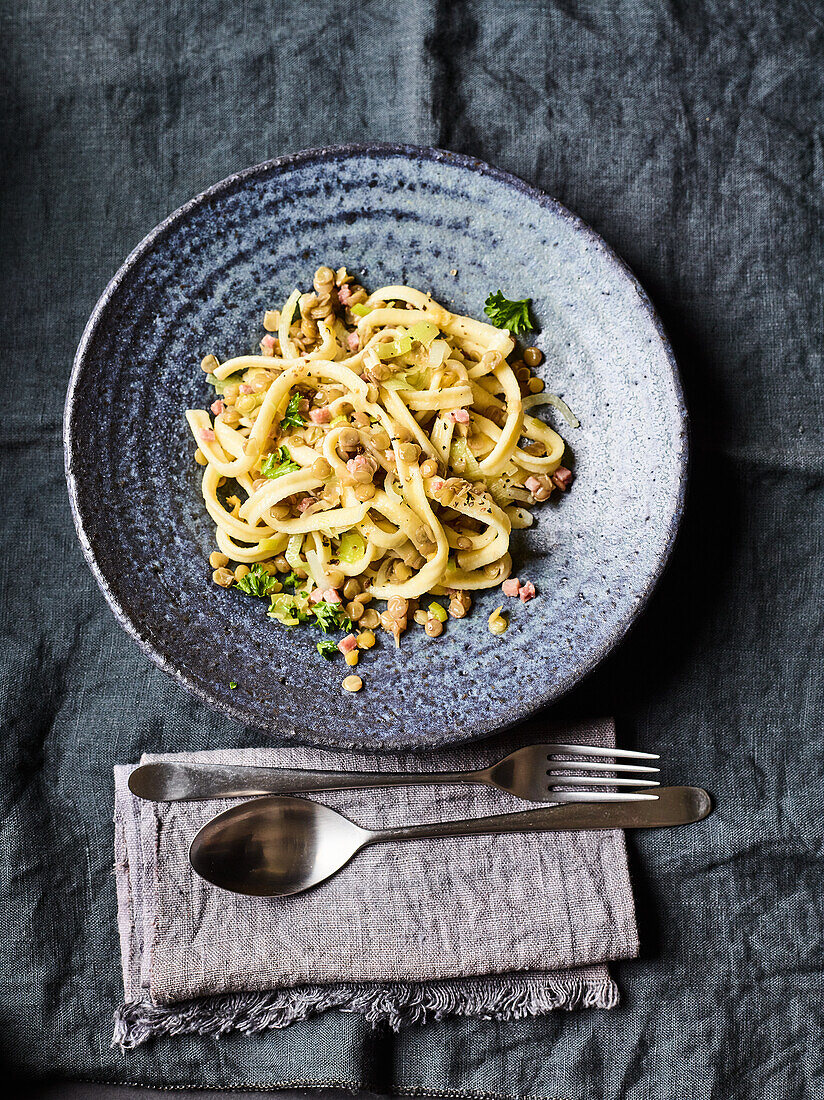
[323, 587, 341, 603]
[210, 399, 224, 416]
[346, 454, 377, 479]
[338, 283, 353, 305]
[552, 466, 573, 491]
[519, 581, 536, 602]
[239, 384, 253, 394]
[199, 429, 215, 442]
[298, 496, 314, 513]
[338, 634, 358, 654]
[449, 408, 470, 423]
[260, 334, 276, 356]
[309, 588, 326, 604]
[347, 331, 360, 352]
[525, 476, 542, 494]
[502, 578, 520, 597]
[309, 407, 331, 424]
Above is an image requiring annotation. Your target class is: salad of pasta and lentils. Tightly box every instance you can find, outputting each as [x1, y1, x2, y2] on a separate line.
[187, 265, 575, 692]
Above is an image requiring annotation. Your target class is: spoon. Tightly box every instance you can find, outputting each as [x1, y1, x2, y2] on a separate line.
[188, 786, 711, 896]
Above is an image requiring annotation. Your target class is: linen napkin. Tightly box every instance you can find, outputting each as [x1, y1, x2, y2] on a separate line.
[113, 719, 639, 1049]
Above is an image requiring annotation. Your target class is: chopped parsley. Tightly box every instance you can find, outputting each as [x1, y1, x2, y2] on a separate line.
[229, 681, 237, 689]
[483, 291, 535, 335]
[235, 563, 281, 598]
[235, 563, 353, 644]
[316, 638, 338, 659]
[260, 446, 301, 479]
[279, 391, 305, 430]
[312, 599, 353, 635]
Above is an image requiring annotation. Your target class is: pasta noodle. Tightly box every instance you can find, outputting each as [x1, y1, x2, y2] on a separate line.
[187, 266, 574, 667]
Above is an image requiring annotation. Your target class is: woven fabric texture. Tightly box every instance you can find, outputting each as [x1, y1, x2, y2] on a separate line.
[2, 0, 823, 1095]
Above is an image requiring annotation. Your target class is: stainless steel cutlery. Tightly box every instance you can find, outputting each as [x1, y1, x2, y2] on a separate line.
[129, 741, 711, 896]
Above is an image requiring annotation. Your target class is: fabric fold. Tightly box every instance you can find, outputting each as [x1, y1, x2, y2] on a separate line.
[113, 719, 638, 1048]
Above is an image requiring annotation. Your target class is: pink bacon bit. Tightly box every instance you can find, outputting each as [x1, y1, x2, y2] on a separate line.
[346, 331, 360, 352]
[552, 466, 574, 491]
[210, 399, 224, 416]
[298, 496, 315, 513]
[449, 408, 470, 423]
[239, 383, 253, 395]
[338, 634, 358, 654]
[309, 588, 326, 604]
[309, 406, 331, 424]
[260, 334, 276, 356]
[524, 476, 542, 495]
[346, 454, 377, 479]
[199, 428, 216, 442]
[338, 283, 353, 305]
[502, 578, 520, 598]
[519, 580, 536, 603]
[322, 587, 341, 604]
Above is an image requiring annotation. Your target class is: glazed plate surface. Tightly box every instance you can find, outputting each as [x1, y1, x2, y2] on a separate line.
[65, 145, 687, 749]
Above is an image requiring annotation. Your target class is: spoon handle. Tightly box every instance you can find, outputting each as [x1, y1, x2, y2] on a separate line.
[128, 761, 487, 801]
[369, 786, 711, 843]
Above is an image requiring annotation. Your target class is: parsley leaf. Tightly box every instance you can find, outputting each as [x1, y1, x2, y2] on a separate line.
[280, 571, 301, 588]
[235, 563, 281, 598]
[229, 681, 238, 689]
[483, 291, 535, 335]
[260, 446, 301, 480]
[312, 599, 353, 635]
[316, 638, 338, 659]
[279, 392, 305, 430]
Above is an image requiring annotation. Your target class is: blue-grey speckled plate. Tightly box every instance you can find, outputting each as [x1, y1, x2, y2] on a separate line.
[65, 145, 687, 750]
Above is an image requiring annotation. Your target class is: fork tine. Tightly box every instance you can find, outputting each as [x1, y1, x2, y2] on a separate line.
[548, 760, 659, 775]
[547, 743, 659, 761]
[547, 776, 660, 788]
[547, 791, 659, 803]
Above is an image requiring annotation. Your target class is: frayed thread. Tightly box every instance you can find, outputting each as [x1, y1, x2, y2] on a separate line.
[113, 975, 620, 1050]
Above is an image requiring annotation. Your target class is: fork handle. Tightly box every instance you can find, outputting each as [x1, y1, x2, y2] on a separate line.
[371, 787, 711, 843]
[128, 761, 488, 801]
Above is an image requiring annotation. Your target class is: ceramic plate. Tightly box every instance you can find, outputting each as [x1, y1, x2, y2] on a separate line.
[65, 145, 687, 749]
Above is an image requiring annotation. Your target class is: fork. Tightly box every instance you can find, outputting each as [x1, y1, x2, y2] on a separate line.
[129, 742, 660, 804]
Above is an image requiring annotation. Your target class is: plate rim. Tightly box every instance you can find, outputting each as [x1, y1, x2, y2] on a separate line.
[64, 142, 689, 749]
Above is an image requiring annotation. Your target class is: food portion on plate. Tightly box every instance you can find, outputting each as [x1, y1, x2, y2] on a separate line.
[186, 266, 576, 691]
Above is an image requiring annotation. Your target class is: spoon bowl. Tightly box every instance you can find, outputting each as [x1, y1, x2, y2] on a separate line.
[189, 795, 369, 896]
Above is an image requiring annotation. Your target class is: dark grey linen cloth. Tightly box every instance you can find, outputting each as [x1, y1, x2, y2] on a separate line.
[113, 723, 635, 1048]
[4, 0, 824, 1095]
